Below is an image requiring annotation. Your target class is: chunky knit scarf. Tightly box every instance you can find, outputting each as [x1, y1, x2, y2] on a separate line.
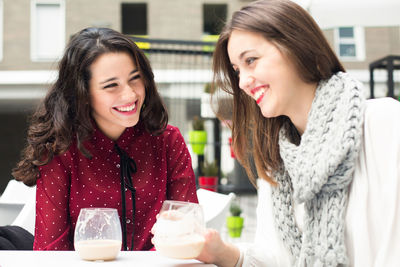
[271, 72, 365, 267]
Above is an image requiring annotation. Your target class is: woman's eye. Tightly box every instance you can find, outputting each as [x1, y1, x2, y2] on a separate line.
[129, 74, 141, 82]
[246, 57, 256, 65]
[103, 83, 118, 89]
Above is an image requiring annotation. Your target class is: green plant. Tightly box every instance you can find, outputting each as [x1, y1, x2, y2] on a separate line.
[192, 116, 205, 131]
[227, 201, 244, 238]
[201, 160, 219, 177]
[204, 82, 212, 94]
[229, 202, 242, 217]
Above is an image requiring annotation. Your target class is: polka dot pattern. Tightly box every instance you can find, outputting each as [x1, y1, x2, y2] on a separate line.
[33, 123, 198, 251]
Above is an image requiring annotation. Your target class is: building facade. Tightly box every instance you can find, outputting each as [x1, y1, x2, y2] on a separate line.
[0, 0, 249, 70]
[0, 0, 399, 88]
[0, 0, 399, 192]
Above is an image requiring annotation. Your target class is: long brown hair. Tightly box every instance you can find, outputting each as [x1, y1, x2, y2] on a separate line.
[13, 27, 168, 186]
[212, 0, 344, 185]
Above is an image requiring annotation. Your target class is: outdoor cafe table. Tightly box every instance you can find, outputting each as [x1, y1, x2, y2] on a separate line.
[0, 251, 216, 267]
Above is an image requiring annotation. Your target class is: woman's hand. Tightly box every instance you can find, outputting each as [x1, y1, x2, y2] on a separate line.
[196, 229, 241, 267]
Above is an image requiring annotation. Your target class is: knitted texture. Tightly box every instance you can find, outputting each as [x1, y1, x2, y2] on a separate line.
[271, 72, 365, 267]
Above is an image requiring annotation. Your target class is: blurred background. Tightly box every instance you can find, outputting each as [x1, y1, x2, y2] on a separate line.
[0, 0, 399, 202]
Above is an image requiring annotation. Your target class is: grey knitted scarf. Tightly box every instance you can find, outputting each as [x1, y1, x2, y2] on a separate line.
[271, 72, 365, 267]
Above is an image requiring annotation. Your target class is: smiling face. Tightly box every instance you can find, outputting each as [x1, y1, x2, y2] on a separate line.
[89, 52, 145, 140]
[227, 30, 316, 125]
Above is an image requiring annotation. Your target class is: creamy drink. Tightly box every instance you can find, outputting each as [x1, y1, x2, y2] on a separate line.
[74, 208, 122, 261]
[152, 201, 206, 259]
[75, 239, 121, 261]
[154, 234, 205, 259]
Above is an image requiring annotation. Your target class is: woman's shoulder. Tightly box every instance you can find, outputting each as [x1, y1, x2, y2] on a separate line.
[164, 124, 182, 133]
[356, 97, 400, 187]
[363, 97, 400, 148]
[158, 124, 184, 138]
[363, 97, 400, 143]
[41, 139, 81, 170]
[348, 98, 400, 263]
[155, 125, 188, 151]
[364, 97, 400, 123]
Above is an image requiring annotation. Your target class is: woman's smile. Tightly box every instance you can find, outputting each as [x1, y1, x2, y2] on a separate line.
[113, 101, 137, 114]
[89, 52, 146, 140]
[251, 85, 269, 104]
[228, 29, 316, 123]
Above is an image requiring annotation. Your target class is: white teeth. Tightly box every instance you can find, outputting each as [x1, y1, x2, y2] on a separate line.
[116, 103, 136, 112]
[254, 89, 264, 100]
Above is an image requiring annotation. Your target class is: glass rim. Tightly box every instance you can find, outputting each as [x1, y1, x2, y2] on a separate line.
[162, 200, 200, 206]
[79, 207, 118, 212]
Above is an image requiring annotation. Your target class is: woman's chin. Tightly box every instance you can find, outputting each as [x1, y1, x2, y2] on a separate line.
[260, 107, 275, 119]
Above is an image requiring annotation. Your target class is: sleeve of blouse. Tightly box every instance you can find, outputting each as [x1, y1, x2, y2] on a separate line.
[359, 98, 400, 266]
[165, 126, 198, 203]
[239, 179, 292, 267]
[34, 155, 72, 250]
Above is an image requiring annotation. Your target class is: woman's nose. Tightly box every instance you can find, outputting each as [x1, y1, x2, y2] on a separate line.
[121, 83, 136, 99]
[238, 71, 254, 93]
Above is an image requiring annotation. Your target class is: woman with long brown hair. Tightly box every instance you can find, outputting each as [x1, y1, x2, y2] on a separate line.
[166, 0, 400, 266]
[13, 27, 198, 251]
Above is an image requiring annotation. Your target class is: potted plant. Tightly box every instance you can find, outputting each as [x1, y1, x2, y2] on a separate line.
[226, 202, 244, 238]
[188, 116, 207, 155]
[199, 159, 219, 192]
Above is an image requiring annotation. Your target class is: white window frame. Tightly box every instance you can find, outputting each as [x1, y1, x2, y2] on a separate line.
[30, 0, 65, 62]
[0, 0, 3, 62]
[334, 26, 365, 62]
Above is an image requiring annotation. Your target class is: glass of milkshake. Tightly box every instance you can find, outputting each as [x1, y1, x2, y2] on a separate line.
[74, 208, 122, 261]
[152, 200, 205, 259]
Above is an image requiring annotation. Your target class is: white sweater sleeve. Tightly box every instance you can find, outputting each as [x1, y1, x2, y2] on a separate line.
[238, 98, 400, 267]
[238, 179, 293, 267]
[346, 97, 400, 266]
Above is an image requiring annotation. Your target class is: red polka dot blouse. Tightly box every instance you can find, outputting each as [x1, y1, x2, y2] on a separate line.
[33, 123, 198, 251]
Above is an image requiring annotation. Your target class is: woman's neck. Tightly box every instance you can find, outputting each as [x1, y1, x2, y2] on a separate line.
[288, 82, 317, 135]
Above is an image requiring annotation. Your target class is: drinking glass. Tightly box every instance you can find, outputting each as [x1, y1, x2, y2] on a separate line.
[152, 200, 205, 259]
[74, 208, 122, 261]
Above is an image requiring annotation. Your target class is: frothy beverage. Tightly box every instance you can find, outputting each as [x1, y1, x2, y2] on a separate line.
[155, 233, 205, 259]
[75, 239, 121, 261]
[152, 207, 206, 259]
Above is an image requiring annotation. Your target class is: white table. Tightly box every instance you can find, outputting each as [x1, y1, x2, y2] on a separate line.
[0, 251, 216, 267]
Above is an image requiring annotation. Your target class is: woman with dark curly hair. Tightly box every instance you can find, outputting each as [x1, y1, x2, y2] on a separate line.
[13, 27, 198, 251]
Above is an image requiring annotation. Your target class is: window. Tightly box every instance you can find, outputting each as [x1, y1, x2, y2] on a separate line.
[31, 0, 65, 61]
[203, 4, 227, 35]
[0, 0, 3, 62]
[335, 26, 365, 61]
[121, 3, 147, 35]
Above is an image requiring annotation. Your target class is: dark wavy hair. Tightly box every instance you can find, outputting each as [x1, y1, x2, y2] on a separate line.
[13, 27, 168, 186]
[212, 0, 344, 185]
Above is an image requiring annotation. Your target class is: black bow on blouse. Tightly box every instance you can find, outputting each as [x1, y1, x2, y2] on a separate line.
[114, 144, 137, 251]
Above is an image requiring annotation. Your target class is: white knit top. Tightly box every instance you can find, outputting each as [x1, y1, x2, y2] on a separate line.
[239, 97, 400, 267]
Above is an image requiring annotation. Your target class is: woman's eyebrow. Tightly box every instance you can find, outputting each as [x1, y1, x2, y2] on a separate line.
[100, 77, 117, 84]
[100, 69, 139, 84]
[239, 49, 255, 60]
[130, 69, 139, 75]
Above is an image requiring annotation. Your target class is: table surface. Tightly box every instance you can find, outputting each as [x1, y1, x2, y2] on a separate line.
[0, 251, 216, 267]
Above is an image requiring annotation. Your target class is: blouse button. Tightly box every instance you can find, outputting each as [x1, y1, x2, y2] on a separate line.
[125, 188, 128, 192]
[116, 164, 120, 168]
[126, 219, 131, 224]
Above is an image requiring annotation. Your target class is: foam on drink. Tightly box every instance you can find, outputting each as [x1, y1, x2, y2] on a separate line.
[75, 239, 121, 261]
[152, 209, 205, 259]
